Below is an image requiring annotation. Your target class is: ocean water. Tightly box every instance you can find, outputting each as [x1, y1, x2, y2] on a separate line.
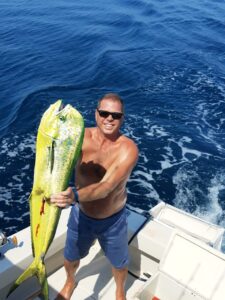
[0, 0, 225, 248]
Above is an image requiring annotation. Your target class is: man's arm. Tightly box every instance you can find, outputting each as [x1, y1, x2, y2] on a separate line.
[50, 140, 138, 207]
[78, 142, 138, 202]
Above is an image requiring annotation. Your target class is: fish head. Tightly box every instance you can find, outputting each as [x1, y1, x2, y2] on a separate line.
[39, 99, 84, 140]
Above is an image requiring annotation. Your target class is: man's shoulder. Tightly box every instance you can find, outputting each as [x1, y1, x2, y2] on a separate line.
[84, 127, 95, 138]
[120, 134, 138, 147]
[119, 135, 139, 156]
[81, 128, 95, 150]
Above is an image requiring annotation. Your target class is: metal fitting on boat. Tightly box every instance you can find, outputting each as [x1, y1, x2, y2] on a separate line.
[0, 231, 7, 246]
[0, 231, 18, 257]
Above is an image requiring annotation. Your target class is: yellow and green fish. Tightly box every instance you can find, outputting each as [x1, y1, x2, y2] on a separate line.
[7, 100, 84, 299]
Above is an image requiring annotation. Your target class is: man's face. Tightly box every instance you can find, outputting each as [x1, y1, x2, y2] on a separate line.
[95, 99, 124, 137]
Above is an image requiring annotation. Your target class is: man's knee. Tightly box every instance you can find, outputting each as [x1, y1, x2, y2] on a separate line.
[64, 258, 80, 270]
[112, 266, 128, 271]
[112, 266, 128, 277]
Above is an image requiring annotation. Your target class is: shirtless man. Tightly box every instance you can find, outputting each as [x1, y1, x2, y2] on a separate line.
[51, 93, 139, 300]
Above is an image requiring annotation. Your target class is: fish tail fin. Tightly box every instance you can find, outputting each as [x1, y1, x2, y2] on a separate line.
[37, 259, 48, 300]
[6, 259, 48, 300]
[6, 260, 37, 298]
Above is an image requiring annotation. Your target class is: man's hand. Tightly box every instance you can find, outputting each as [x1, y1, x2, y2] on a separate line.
[50, 187, 75, 208]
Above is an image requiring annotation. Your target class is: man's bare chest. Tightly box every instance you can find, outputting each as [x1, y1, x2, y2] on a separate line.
[84, 149, 114, 167]
[78, 149, 115, 181]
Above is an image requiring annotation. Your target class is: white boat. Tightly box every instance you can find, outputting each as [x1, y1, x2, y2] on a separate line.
[1, 201, 225, 300]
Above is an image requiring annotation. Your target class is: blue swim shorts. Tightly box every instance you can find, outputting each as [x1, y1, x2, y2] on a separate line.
[64, 205, 129, 269]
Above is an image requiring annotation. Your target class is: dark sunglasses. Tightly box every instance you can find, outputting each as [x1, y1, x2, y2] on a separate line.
[97, 109, 123, 120]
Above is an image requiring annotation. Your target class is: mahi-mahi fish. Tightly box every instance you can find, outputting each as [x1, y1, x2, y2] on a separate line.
[7, 100, 84, 299]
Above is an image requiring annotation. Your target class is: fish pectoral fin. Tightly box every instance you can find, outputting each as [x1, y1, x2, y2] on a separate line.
[47, 140, 56, 173]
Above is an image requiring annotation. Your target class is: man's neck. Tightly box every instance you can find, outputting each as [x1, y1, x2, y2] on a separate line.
[96, 127, 121, 145]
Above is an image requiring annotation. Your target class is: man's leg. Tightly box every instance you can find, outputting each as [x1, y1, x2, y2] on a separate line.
[112, 266, 128, 300]
[56, 259, 80, 300]
[98, 207, 129, 299]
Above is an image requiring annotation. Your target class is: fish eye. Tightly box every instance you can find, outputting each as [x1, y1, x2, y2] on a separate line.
[59, 115, 66, 121]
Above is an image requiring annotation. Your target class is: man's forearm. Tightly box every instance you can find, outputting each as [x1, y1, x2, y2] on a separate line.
[77, 181, 113, 202]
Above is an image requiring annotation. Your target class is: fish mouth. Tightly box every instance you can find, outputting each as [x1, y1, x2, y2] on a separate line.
[58, 102, 64, 112]
[55, 100, 67, 115]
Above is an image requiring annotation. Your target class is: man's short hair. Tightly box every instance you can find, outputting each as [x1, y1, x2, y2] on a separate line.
[97, 93, 124, 112]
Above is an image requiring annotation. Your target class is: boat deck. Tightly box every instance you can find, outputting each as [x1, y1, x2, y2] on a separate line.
[35, 242, 144, 300]
[4, 203, 225, 300]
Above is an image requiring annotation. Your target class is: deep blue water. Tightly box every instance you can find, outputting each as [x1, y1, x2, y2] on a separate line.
[0, 0, 225, 248]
